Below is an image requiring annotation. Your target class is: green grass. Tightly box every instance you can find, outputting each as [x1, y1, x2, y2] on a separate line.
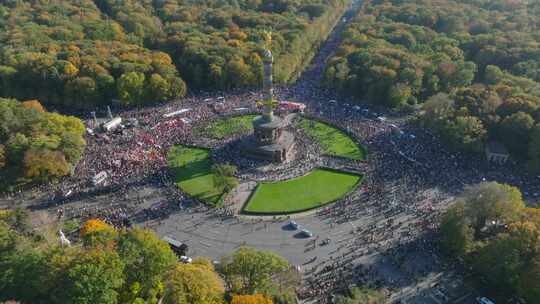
[167, 145, 224, 205]
[196, 115, 256, 139]
[62, 219, 80, 233]
[244, 168, 362, 214]
[297, 117, 366, 160]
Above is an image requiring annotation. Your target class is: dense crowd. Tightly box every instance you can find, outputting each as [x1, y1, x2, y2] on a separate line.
[2, 1, 539, 303]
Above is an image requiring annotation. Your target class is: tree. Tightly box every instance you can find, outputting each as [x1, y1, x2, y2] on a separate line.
[461, 182, 525, 237]
[163, 258, 225, 304]
[496, 95, 539, 118]
[0, 144, 5, 169]
[498, 112, 534, 157]
[442, 115, 486, 153]
[212, 164, 238, 193]
[117, 228, 177, 303]
[0, 241, 48, 303]
[231, 294, 273, 304]
[527, 124, 540, 173]
[473, 221, 540, 299]
[59, 131, 86, 164]
[1, 208, 30, 234]
[387, 83, 412, 108]
[56, 248, 124, 304]
[517, 254, 540, 303]
[80, 219, 117, 247]
[6, 133, 30, 164]
[23, 148, 70, 181]
[227, 58, 254, 88]
[0, 98, 86, 186]
[117, 72, 146, 105]
[168, 77, 187, 100]
[439, 202, 474, 257]
[421, 93, 455, 127]
[220, 247, 290, 295]
[0, 220, 17, 257]
[485, 65, 504, 85]
[146, 74, 170, 103]
[334, 286, 386, 304]
[64, 77, 99, 108]
[21, 100, 45, 112]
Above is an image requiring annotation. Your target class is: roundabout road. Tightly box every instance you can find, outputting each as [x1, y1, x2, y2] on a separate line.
[3, 0, 535, 302]
[152, 198, 364, 266]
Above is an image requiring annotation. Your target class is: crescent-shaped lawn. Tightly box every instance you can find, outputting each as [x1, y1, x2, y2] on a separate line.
[243, 168, 362, 214]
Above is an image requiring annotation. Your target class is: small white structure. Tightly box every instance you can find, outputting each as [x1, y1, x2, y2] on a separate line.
[102, 117, 122, 132]
[59, 230, 71, 246]
[485, 141, 509, 164]
[163, 108, 191, 118]
[92, 171, 108, 186]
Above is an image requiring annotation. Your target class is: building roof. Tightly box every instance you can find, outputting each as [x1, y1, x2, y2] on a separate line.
[486, 141, 509, 156]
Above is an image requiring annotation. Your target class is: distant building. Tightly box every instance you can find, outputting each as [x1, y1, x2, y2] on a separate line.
[485, 141, 509, 164]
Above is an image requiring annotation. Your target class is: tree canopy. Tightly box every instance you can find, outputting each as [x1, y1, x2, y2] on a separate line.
[439, 182, 539, 302]
[219, 246, 291, 295]
[0, 0, 349, 108]
[326, 0, 540, 170]
[0, 214, 297, 304]
[0, 98, 86, 189]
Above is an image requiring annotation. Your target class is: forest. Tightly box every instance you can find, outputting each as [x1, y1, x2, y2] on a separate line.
[0, 99, 86, 189]
[440, 182, 540, 302]
[0, 212, 300, 304]
[0, 0, 348, 109]
[324, 0, 540, 170]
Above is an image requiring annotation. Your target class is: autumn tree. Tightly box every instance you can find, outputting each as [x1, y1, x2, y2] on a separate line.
[117, 72, 146, 106]
[163, 258, 225, 304]
[219, 247, 290, 295]
[21, 100, 45, 112]
[231, 294, 273, 304]
[117, 228, 177, 303]
[55, 248, 125, 304]
[420, 93, 455, 128]
[80, 219, 117, 247]
[461, 182, 524, 237]
[0, 98, 85, 186]
[147, 73, 170, 103]
[23, 148, 70, 182]
[473, 221, 540, 300]
[441, 115, 487, 153]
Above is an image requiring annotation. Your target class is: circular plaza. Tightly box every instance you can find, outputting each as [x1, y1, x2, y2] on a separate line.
[167, 114, 367, 216]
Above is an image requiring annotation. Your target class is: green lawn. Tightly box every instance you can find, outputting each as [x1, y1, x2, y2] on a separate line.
[167, 145, 224, 205]
[244, 168, 362, 214]
[297, 117, 366, 160]
[196, 115, 256, 139]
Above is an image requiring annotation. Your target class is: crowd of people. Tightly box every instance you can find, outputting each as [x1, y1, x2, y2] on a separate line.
[2, 1, 539, 302]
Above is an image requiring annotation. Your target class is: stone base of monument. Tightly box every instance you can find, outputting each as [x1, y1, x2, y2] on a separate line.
[241, 130, 296, 163]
